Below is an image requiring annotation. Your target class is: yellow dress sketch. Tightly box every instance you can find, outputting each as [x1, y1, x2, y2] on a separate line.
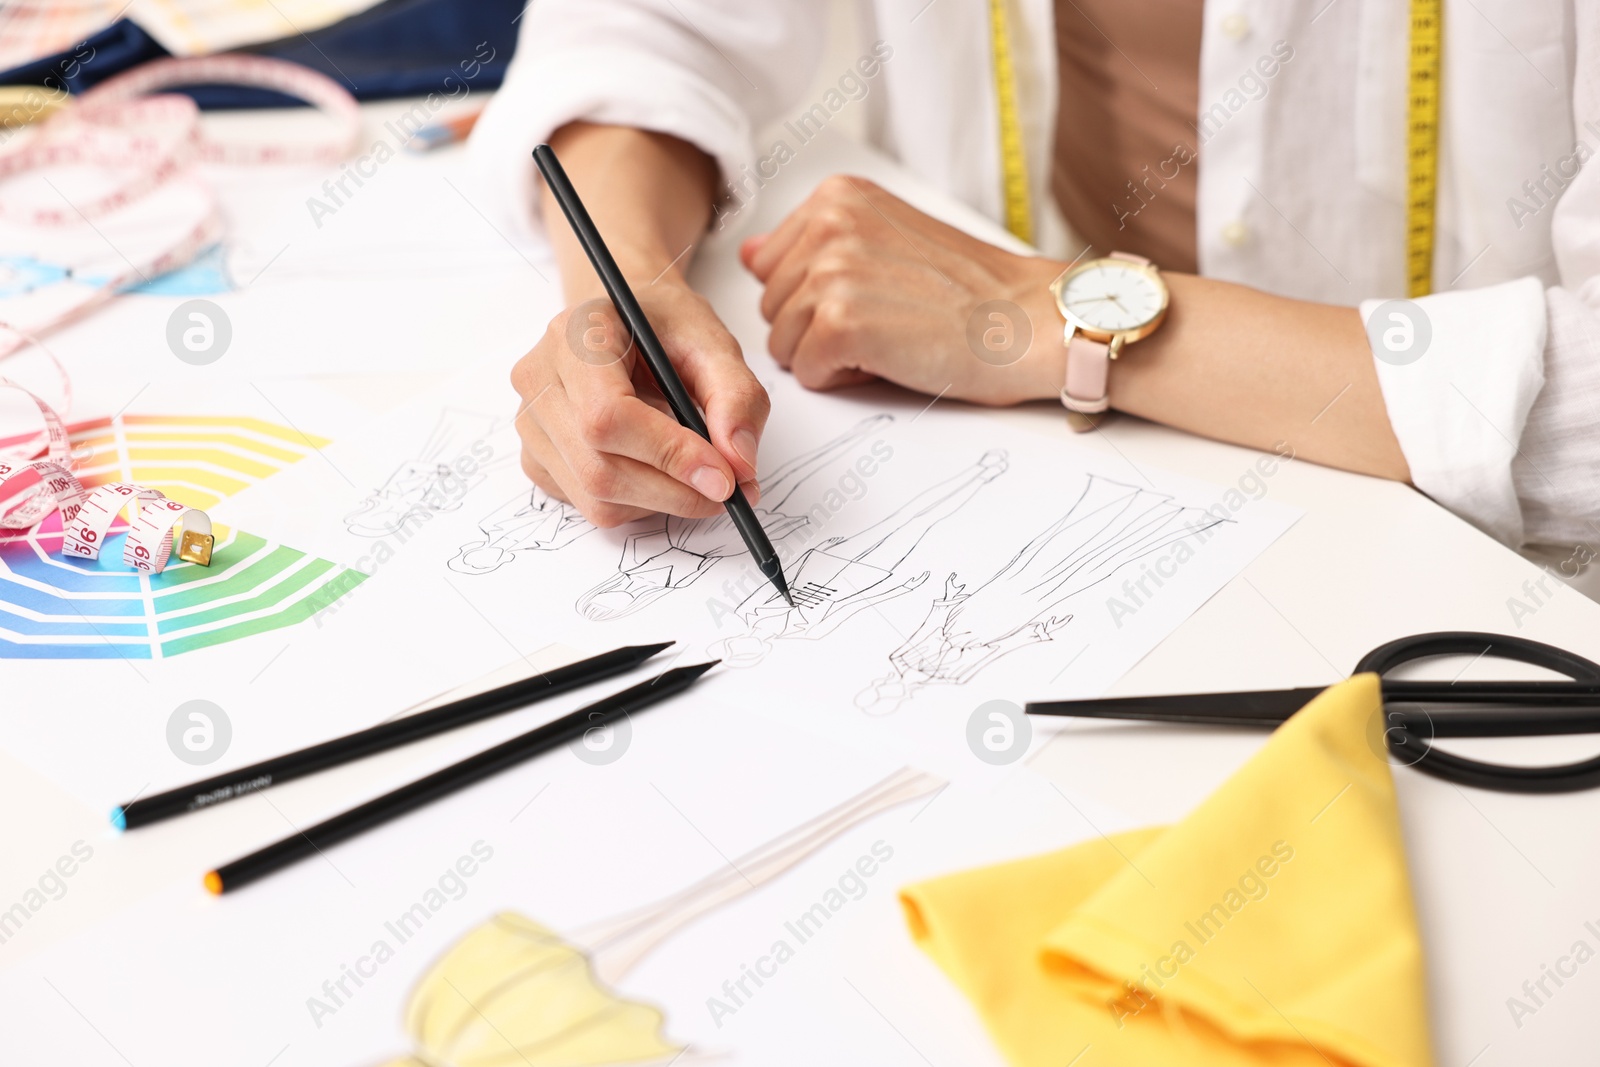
[381, 914, 679, 1067]
[375, 768, 941, 1067]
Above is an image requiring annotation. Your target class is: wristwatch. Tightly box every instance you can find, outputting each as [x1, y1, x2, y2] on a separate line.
[1049, 252, 1169, 431]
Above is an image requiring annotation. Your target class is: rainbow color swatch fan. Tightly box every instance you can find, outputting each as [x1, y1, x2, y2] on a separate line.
[0, 409, 367, 659]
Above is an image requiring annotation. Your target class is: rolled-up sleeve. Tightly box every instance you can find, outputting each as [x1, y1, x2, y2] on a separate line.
[1515, 287, 1600, 551]
[1363, 278, 1548, 548]
[1365, 7, 1600, 554]
[467, 0, 825, 238]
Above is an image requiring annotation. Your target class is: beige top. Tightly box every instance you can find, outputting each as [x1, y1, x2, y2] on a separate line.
[1052, 0, 1203, 273]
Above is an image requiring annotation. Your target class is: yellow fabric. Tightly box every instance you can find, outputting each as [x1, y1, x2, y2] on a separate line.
[901, 674, 1434, 1067]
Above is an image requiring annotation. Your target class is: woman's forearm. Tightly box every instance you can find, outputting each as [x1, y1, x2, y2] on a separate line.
[1110, 272, 1411, 481]
[531, 131, 1410, 488]
[540, 122, 719, 301]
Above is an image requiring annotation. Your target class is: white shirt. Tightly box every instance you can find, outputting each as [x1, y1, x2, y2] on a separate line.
[470, 0, 1600, 564]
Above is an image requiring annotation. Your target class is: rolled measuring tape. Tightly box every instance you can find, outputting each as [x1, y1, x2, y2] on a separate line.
[0, 379, 212, 574]
[0, 54, 360, 358]
[0, 57, 355, 566]
[0, 54, 361, 227]
[79, 54, 361, 164]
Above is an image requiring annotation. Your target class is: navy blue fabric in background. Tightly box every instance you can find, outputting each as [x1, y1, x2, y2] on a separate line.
[0, 0, 525, 107]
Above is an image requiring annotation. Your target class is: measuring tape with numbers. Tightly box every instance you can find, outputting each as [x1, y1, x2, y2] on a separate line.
[0, 54, 361, 358]
[0, 55, 360, 572]
[1, 54, 360, 225]
[1406, 0, 1441, 297]
[987, 0, 1033, 245]
[0, 377, 214, 572]
[987, 1, 1442, 293]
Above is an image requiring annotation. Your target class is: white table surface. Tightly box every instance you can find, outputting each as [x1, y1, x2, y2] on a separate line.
[3, 99, 1597, 1066]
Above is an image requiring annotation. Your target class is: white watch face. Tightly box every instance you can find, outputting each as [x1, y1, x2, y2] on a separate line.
[1059, 263, 1165, 332]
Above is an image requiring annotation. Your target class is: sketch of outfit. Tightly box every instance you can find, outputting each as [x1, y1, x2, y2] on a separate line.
[344, 410, 500, 538]
[449, 487, 592, 574]
[374, 768, 941, 1067]
[575, 415, 893, 621]
[708, 449, 1009, 669]
[855, 476, 1227, 713]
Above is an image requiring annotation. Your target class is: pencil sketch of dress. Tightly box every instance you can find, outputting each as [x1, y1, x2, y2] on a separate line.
[449, 486, 593, 574]
[707, 450, 1009, 669]
[855, 475, 1227, 713]
[344, 409, 501, 538]
[574, 414, 894, 622]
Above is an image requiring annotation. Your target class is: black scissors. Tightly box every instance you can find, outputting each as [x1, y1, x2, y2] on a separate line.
[1027, 632, 1600, 794]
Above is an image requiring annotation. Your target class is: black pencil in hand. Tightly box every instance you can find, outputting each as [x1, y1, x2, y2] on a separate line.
[532, 142, 794, 607]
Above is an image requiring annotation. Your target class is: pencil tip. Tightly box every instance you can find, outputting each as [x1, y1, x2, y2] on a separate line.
[109, 807, 126, 833]
[635, 641, 675, 658]
[679, 660, 719, 680]
[761, 558, 794, 607]
[203, 871, 223, 896]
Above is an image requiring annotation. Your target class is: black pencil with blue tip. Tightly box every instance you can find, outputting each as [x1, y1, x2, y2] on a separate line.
[113, 642, 674, 832]
[204, 660, 718, 895]
[532, 142, 794, 607]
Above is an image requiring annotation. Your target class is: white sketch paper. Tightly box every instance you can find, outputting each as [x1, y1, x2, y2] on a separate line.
[0, 701, 949, 1067]
[448, 485, 594, 574]
[708, 448, 1009, 668]
[344, 409, 506, 539]
[567, 415, 891, 621]
[250, 372, 1303, 737]
[855, 475, 1229, 713]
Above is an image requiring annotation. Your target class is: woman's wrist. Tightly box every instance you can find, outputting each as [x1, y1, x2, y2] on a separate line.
[557, 241, 695, 305]
[542, 121, 717, 306]
[1010, 257, 1073, 404]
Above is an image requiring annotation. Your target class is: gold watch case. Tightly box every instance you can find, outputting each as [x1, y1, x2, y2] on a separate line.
[1049, 256, 1170, 356]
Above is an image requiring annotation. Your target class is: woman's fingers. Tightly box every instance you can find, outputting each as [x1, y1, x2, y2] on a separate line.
[654, 292, 771, 486]
[518, 387, 725, 525]
[564, 448, 732, 523]
[787, 318, 876, 391]
[577, 392, 737, 501]
[738, 231, 769, 271]
[511, 287, 766, 524]
[764, 289, 814, 370]
[743, 174, 873, 281]
[563, 293, 742, 491]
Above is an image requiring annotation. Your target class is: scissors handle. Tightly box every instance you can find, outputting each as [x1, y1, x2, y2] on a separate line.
[1383, 680, 1600, 703]
[1404, 707, 1600, 737]
[1365, 631, 1600, 794]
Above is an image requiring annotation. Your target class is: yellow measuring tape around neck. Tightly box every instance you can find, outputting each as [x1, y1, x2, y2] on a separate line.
[988, 0, 1033, 244]
[991, 0, 1439, 282]
[1406, 0, 1441, 296]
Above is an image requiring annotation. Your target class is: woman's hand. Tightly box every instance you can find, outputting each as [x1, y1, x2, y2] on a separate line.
[510, 282, 770, 527]
[742, 175, 1067, 406]
[741, 173, 1407, 483]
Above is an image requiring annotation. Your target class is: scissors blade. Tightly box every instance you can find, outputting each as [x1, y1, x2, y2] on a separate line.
[1027, 688, 1600, 735]
[1025, 687, 1325, 726]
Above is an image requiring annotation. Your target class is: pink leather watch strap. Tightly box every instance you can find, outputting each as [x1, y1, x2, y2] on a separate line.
[1061, 335, 1110, 414]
